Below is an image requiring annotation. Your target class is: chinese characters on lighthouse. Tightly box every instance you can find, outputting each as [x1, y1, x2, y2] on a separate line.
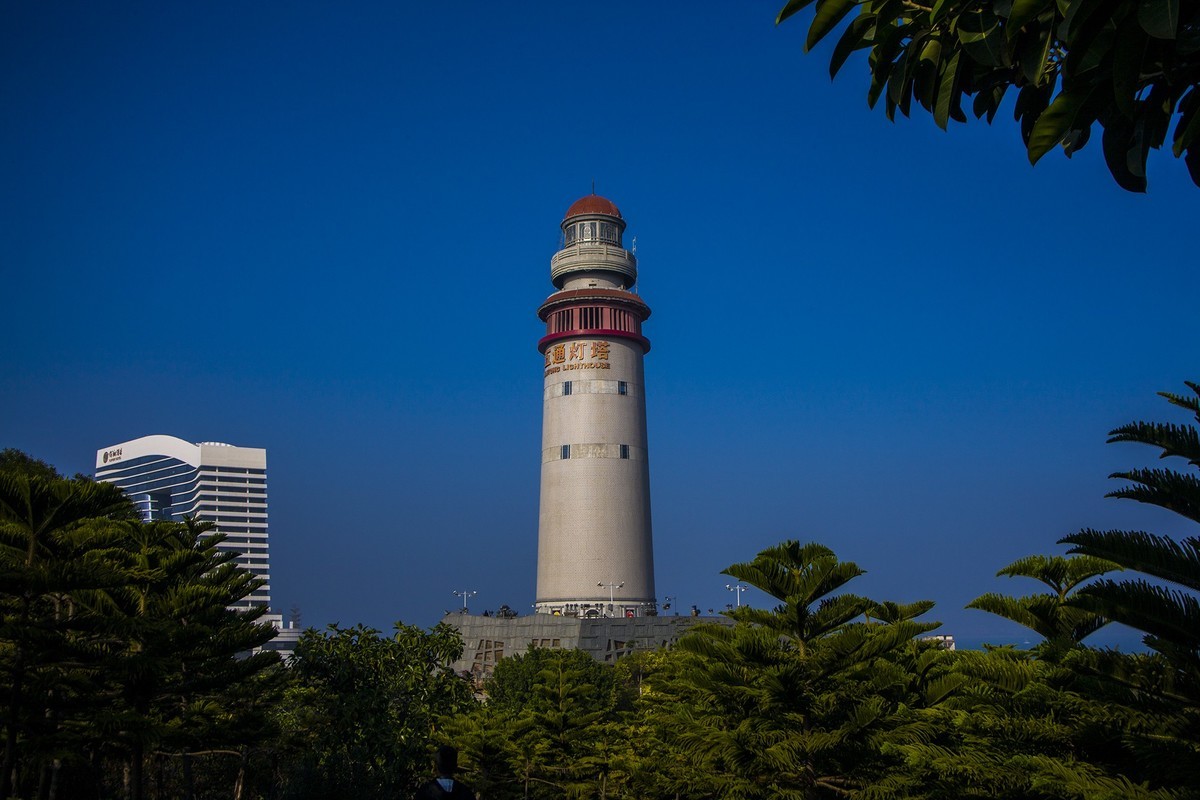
[544, 340, 611, 375]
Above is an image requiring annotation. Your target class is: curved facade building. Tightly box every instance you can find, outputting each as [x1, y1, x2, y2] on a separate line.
[535, 195, 656, 617]
[94, 434, 271, 612]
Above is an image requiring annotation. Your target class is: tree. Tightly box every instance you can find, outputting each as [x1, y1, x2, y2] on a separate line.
[455, 647, 625, 799]
[776, 0, 1200, 191]
[967, 553, 1119, 649]
[276, 622, 472, 799]
[0, 460, 134, 798]
[657, 541, 950, 799]
[486, 646, 615, 715]
[88, 518, 280, 800]
[1057, 380, 1200, 793]
[0, 453, 286, 799]
[0, 449, 62, 482]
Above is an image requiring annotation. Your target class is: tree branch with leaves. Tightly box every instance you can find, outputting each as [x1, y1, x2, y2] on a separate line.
[777, 0, 1200, 191]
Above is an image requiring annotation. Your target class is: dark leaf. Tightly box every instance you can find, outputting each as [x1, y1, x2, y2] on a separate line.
[866, 23, 907, 108]
[986, 82, 1010, 122]
[1127, 115, 1151, 182]
[1067, 0, 1123, 41]
[1137, 0, 1180, 39]
[777, 0, 820, 24]
[1018, 19, 1055, 84]
[1172, 87, 1200, 156]
[830, 14, 877, 79]
[1142, 82, 1174, 150]
[1111, 21, 1148, 117]
[958, 8, 1009, 66]
[1029, 85, 1097, 162]
[1009, 0, 1054, 34]
[913, 36, 943, 110]
[886, 49, 913, 117]
[870, 0, 907, 29]
[1070, 19, 1119, 74]
[1062, 122, 1092, 156]
[934, 50, 962, 129]
[868, 67, 888, 108]
[1058, 0, 1084, 39]
[931, 0, 956, 21]
[1067, 0, 1126, 74]
[807, 0, 860, 51]
[1015, 83, 1053, 144]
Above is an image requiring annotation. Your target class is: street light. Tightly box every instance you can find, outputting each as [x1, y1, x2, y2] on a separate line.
[663, 595, 677, 613]
[726, 583, 747, 607]
[453, 589, 477, 611]
[597, 581, 624, 616]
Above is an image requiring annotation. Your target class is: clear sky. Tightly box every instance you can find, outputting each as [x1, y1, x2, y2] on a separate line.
[2, 1, 1195, 648]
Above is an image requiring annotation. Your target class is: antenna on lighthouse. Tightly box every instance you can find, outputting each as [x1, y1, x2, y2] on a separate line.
[631, 235, 637, 256]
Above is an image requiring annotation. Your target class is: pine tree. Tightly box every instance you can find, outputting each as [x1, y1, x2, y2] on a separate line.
[0, 458, 134, 798]
[1059, 380, 1200, 795]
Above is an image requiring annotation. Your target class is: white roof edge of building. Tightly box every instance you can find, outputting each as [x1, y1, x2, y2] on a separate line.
[96, 434, 266, 471]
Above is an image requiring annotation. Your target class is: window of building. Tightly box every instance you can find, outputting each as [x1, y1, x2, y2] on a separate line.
[561, 444, 570, 460]
[620, 444, 630, 459]
[562, 381, 572, 396]
[618, 381, 628, 395]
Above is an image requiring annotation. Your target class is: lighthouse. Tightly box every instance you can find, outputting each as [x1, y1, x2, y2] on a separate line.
[535, 194, 656, 617]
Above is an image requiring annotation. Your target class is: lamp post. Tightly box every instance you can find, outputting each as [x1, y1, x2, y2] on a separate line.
[597, 581, 624, 616]
[663, 595, 677, 614]
[725, 583, 747, 607]
[453, 589, 477, 611]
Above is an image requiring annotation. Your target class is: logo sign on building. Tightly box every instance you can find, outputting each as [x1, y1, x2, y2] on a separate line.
[102, 448, 123, 464]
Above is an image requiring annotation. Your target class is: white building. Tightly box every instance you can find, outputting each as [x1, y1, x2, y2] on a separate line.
[535, 195, 656, 617]
[95, 435, 290, 650]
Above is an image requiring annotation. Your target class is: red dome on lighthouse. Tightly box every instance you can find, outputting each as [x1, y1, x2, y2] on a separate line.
[564, 194, 622, 220]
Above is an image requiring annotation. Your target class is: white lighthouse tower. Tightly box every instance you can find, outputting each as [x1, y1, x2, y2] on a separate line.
[535, 194, 656, 617]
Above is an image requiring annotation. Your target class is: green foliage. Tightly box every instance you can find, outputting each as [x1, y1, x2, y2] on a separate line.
[0, 449, 63, 481]
[1062, 381, 1200, 670]
[967, 553, 1119, 648]
[645, 541, 948, 799]
[487, 645, 616, 714]
[1053, 381, 1200, 795]
[0, 459, 136, 798]
[776, 0, 1200, 191]
[0, 453, 283, 800]
[275, 621, 472, 799]
[88, 518, 281, 800]
[453, 647, 627, 799]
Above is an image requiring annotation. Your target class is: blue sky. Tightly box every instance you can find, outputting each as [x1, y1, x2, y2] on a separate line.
[2, 1, 1196, 648]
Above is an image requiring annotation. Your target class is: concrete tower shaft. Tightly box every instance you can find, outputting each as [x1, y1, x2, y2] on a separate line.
[535, 195, 656, 617]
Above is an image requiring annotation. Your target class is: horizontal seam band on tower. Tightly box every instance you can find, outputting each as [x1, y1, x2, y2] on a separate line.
[544, 379, 640, 399]
[541, 443, 646, 463]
